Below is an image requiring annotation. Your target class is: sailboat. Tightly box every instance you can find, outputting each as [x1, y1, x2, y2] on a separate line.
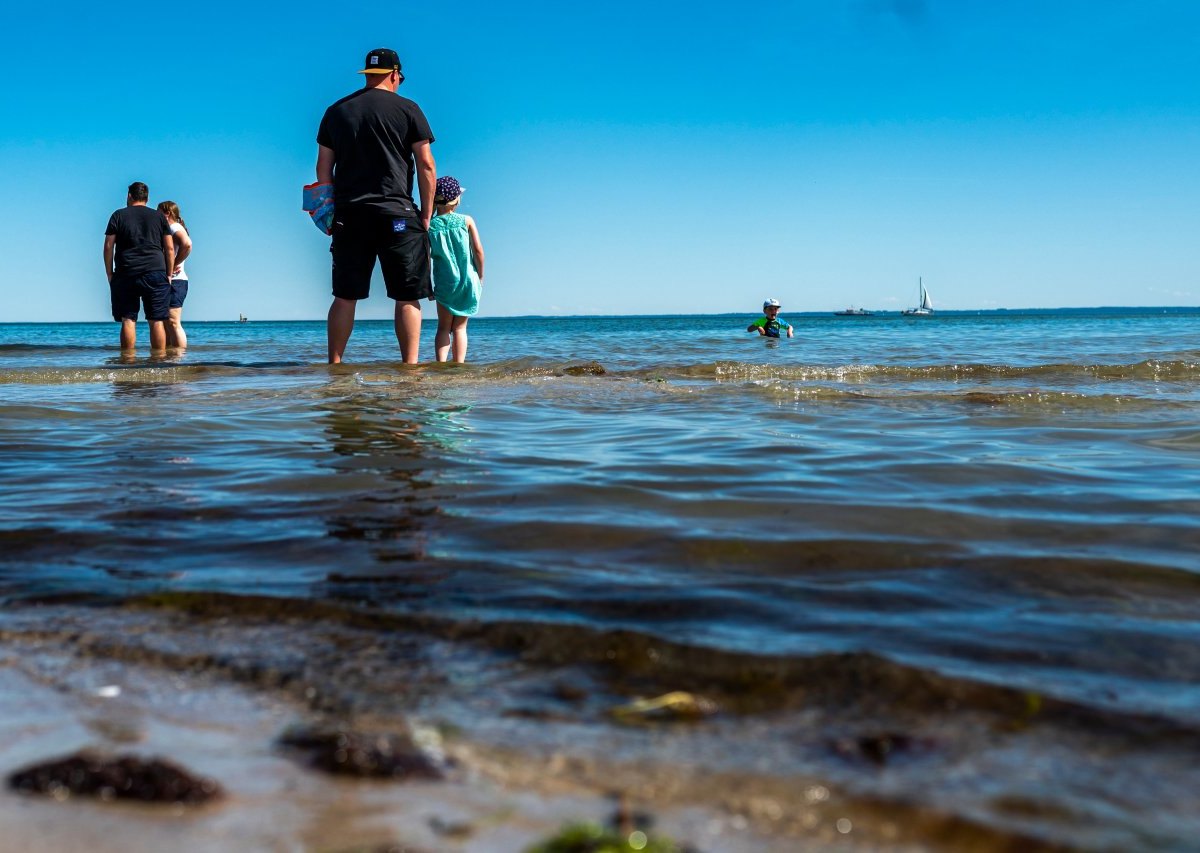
[902, 278, 933, 316]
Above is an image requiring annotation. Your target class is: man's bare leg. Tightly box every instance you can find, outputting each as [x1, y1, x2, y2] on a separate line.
[120, 319, 137, 351]
[394, 300, 422, 364]
[328, 297, 357, 364]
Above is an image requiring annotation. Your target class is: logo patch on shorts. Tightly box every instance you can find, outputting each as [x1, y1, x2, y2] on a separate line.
[392, 219, 407, 232]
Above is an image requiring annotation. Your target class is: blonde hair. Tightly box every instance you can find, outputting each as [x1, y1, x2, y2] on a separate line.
[157, 200, 188, 233]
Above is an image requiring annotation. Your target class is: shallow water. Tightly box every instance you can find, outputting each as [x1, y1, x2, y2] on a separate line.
[2, 310, 1199, 847]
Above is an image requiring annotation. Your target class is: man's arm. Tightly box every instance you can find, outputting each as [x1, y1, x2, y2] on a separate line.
[316, 145, 335, 184]
[103, 235, 116, 282]
[412, 140, 435, 230]
[162, 234, 176, 281]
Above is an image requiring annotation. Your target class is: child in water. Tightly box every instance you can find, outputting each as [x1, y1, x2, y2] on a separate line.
[429, 176, 485, 363]
[747, 298, 794, 338]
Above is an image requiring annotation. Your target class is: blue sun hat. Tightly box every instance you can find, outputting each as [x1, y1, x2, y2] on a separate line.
[435, 176, 464, 203]
[763, 297, 781, 310]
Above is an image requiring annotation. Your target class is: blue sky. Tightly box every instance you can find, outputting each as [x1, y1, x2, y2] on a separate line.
[3, 1, 1198, 321]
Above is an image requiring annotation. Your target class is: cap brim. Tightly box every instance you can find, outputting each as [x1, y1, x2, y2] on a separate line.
[357, 68, 395, 74]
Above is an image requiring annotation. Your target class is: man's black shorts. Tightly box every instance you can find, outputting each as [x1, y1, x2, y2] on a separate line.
[110, 270, 171, 322]
[331, 207, 432, 302]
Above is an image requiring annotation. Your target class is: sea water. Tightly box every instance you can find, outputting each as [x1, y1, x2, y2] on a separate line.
[2, 310, 1199, 847]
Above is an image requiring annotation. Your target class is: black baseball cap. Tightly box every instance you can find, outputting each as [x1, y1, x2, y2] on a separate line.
[358, 48, 401, 75]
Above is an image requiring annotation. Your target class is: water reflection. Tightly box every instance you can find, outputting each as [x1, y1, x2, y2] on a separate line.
[320, 392, 445, 568]
[105, 348, 187, 367]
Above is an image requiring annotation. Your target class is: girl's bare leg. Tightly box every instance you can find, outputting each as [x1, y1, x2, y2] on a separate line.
[451, 316, 469, 363]
[434, 303, 454, 362]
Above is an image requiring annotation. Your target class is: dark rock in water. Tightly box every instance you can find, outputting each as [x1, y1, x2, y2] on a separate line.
[428, 814, 475, 839]
[551, 681, 589, 704]
[7, 751, 222, 803]
[562, 362, 606, 376]
[832, 731, 933, 767]
[278, 725, 445, 780]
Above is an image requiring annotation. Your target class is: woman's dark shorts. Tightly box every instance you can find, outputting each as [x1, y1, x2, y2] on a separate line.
[110, 270, 171, 322]
[330, 207, 432, 302]
[169, 278, 189, 309]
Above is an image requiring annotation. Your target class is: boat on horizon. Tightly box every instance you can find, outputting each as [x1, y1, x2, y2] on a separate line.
[834, 306, 874, 316]
[902, 278, 934, 316]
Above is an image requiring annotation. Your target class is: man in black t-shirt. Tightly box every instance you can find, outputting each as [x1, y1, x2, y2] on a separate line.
[316, 47, 437, 364]
[103, 181, 175, 351]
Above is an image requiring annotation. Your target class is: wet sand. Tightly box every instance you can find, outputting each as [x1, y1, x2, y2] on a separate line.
[0, 612, 860, 852]
[0, 621, 734, 852]
[6, 596, 1188, 851]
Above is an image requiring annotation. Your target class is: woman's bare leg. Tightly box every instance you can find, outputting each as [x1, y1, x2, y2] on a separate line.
[166, 307, 187, 348]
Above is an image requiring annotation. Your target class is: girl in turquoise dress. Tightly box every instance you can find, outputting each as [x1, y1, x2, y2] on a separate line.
[429, 176, 485, 363]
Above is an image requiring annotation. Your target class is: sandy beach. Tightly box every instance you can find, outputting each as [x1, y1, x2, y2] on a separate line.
[0, 600, 851, 852]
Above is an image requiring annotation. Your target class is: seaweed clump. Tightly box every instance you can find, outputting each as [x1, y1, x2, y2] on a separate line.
[277, 725, 446, 779]
[8, 751, 221, 803]
[563, 362, 607, 376]
[526, 822, 684, 853]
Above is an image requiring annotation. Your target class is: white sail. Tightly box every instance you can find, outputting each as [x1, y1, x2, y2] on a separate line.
[903, 277, 934, 315]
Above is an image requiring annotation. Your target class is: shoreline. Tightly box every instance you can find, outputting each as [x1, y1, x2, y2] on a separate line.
[2, 304, 1200, 327]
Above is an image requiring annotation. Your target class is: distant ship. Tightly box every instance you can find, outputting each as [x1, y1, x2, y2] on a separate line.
[238, 314, 249, 323]
[902, 278, 934, 316]
[834, 306, 873, 316]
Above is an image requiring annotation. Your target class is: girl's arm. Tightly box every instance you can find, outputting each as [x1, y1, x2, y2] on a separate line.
[466, 215, 485, 281]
